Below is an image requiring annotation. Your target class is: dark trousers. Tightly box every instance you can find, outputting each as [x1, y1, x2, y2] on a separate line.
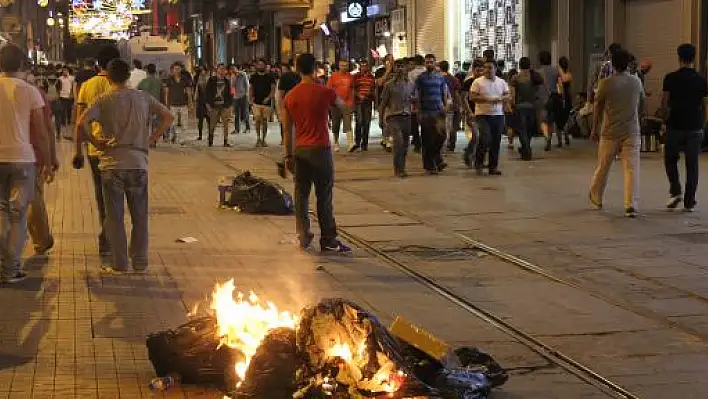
[419, 113, 446, 171]
[355, 101, 373, 149]
[515, 107, 535, 159]
[294, 147, 337, 246]
[449, 110, 462, 150]
[233, 97, 250, 132]
[59, 97, 73, 128]
[411, 112, 421, 150]
[197, 115, 209, 138]
[665, 128, 704, 207]
[50, 100, 62, 136]
[475, 115, 506, 171]
[88, 156, 110, 254]
[387, 115, 411, 173]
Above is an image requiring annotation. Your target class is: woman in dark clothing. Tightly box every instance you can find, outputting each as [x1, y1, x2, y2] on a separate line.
[194, 67, 211, 140]
[556, 56, 573, 146]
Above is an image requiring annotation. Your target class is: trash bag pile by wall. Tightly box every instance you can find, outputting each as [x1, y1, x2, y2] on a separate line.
[147, 299, 508, 398]
[225, 171, 293, 215]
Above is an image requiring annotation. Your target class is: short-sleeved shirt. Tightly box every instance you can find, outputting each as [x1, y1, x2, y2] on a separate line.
[327, 71, 355, 108]
[84, 88, 167, 170]
[250, 73, 277, 105]
[663, 67, 708, 131]
[77, 73, 113, 157]
[510, 70, 541, 108]
[354, 72, 376, 102]
[0, 77, 44, 163]
[138, 75, 163, 101]
[415, 71, 448, 114]
[278, 72, 301, 97]
[284, 82, 336, 148]
[165, 76, 190, 107]
[59, 75, 75, 99]
[470, 76, 509, 116]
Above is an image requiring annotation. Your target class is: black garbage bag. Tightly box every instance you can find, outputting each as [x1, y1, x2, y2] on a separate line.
[230, 327, 299, 399]
[227, 171, 293, 215]
[145, 316, 243, 389]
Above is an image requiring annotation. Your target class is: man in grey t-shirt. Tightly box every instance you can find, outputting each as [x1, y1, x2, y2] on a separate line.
[76, 59, 174, 274]
[589, 49, 645, 218]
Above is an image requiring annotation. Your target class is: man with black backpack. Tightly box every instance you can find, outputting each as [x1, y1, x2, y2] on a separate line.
[509, 57, 543, 160]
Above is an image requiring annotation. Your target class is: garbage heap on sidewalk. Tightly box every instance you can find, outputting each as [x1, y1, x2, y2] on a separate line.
[218, 172, 293, 214]
[146, 280, 508, 398]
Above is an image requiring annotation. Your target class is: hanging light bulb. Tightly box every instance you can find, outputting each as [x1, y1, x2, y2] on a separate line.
[38, 0, 49, 7]
[46, 17, 55, 26]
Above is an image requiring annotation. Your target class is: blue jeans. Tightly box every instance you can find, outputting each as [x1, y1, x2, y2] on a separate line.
[475, 115, 506, 170]
[233, 96, 250, 133]
[665, 128, 704, 208]
[0, 163, 36, 278]
[101, 169, 149, 271]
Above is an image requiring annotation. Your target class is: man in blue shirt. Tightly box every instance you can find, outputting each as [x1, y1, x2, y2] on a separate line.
[415, 54, 450, 174]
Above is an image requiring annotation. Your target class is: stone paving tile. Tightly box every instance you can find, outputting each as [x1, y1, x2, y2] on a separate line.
[0, 140, 615, 398]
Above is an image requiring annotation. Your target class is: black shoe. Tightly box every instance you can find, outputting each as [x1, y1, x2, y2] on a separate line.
[684, 201, 697, 213]
[197, 136, 203, 141]
[300, 233, 315, 251]
[488, 169, 502, 176]
[348, 144, 360, 153]
[437, 162, 448, 172]
[544, 140, 552, 152]
[396, 171, 409, 178]
[1, 272, 28, 284]
[224, 143, 232, 148]
[625, 207, 638, 218]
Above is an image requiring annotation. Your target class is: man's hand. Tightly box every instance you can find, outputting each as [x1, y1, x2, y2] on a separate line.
[42, 165, 56, 184]
[72, 153, 85, 169]
[284, 156, 295, 174]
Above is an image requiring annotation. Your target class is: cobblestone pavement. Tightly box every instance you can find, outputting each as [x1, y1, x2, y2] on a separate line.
[1, 116, 706, 398]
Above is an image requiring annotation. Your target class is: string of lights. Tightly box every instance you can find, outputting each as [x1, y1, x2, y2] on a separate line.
[68, 0, 150, 36]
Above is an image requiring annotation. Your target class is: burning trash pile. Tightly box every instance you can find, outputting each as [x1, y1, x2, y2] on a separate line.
[146, 280, 508, 398]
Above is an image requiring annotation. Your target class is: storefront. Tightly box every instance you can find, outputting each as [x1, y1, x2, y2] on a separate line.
[390, 7, 407, 59]
[338, 0, 388, 61]
[448, 0, 525, 71]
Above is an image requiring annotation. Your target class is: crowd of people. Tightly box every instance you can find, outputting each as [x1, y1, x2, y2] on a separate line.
[0, 36, 705, 280]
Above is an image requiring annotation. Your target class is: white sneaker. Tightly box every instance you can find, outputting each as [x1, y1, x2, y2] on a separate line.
[334, 144, 340, 152]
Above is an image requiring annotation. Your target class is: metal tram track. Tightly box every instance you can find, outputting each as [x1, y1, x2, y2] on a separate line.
[209, 152, 640, 398]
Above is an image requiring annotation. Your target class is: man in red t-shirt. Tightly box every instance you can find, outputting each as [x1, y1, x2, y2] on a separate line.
[282, 54, 352, 254]
[352, 59, 376, 152]
[326, 60, 355, 151]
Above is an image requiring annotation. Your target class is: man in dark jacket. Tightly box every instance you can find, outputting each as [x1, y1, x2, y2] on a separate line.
[205, 63, 234, 147]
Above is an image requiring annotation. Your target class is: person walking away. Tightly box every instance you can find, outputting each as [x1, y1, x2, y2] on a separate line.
[375, 54, 394, 151]
[232, 65, 251, 134]
[415, 54, 451, 174]
[74, 58, 97, 95]
[509, 57, 543, 160]
[74, 45, 121, 259]
[127, 59, 147, 89]
[536, 51, 562, 151]
[164, 62, 193, 144]
[589, 49, 645, 218]
[461, 59, 485, 166]
[138, 64, 163, 142]
[660, 43, 707, 212]
[556, 56, 573, 146]
[276, 58, 301, 146]
[587, 43, 622, 136]
[58, 66, 76, 140]
[194, 67, 211, 140]
[205, 64, 234, 147]
[469, 59, 511, 175]
[281, 53, 352, 254]
[0, 43, 52, 283]
[39, 71, 62, 138]
[352, 60, 376, 152]
[27, 74, 60, 256]
[439, 60, 461, 152]
[379, 59, 415, 177]
[327, 60, 355, 151]
[408, 55, 427, 152]
[249, 59, 277, 147]
[76, 59, 173, 274]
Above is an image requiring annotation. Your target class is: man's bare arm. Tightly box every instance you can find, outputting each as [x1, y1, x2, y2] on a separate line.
[282, 106, 294, 157]
[30, 108, 51, 168]
[150, 104, 175, 143]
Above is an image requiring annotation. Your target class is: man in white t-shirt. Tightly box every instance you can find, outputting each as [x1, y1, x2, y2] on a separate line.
[58, 66, 75, 138]
[469, 59, 511, 175]
[0, 43, 52, 284]
[127, 59, 147, 89]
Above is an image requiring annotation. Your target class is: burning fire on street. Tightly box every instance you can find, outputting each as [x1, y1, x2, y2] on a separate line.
[147, 279, 509, 398]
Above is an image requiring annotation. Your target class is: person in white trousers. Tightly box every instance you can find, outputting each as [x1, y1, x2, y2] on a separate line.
[589, 48, 646, 218]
